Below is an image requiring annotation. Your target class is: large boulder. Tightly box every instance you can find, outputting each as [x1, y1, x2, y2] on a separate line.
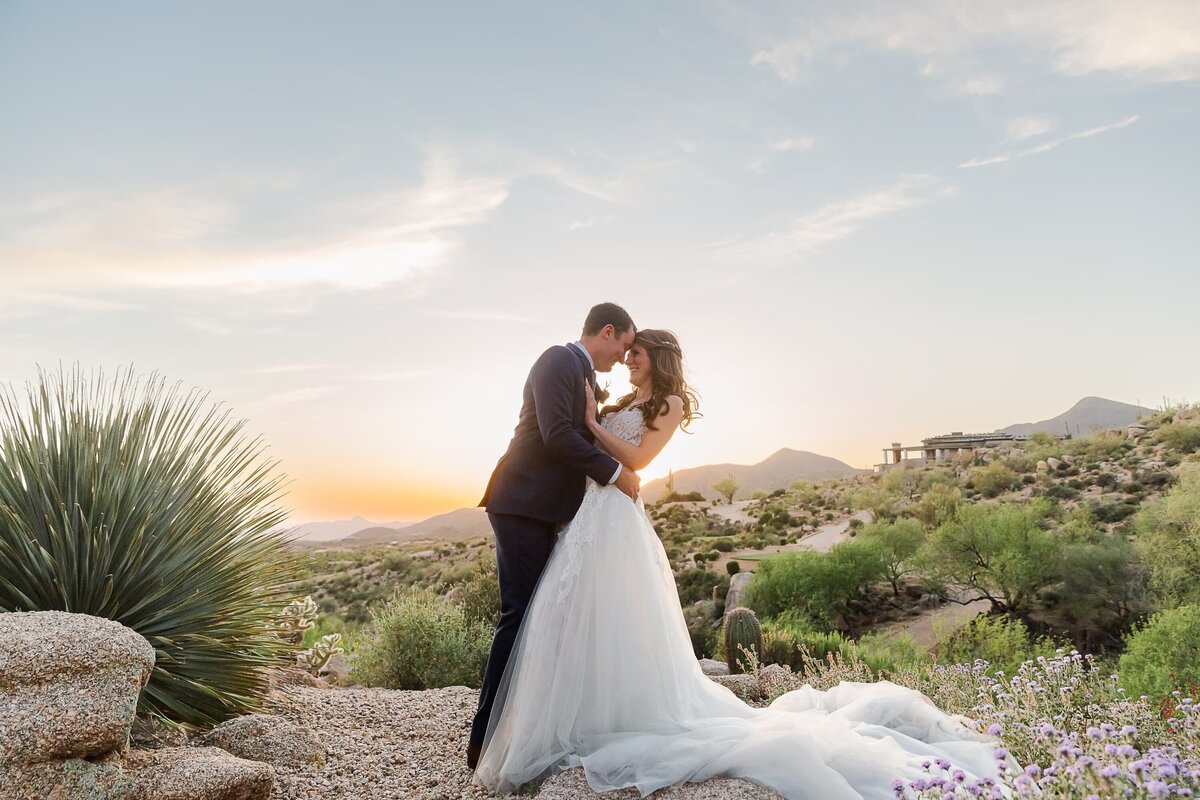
[723, 572, 754, 614]
[2, 746, 273, 800]
[123, 747, 274, 800]
[200, 713, 326, 768]
[709, 673, 762, 701]
[0, 611, 155, 764]
[698, 658, 730, 677]
[535, 766, 786, 798]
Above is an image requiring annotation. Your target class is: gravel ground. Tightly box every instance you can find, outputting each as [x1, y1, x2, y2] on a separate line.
[263, 684, 782, 800]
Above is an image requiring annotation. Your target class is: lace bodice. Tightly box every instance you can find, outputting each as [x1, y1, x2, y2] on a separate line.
[599, 405, 646, 446]
[554, 406, 648, 605]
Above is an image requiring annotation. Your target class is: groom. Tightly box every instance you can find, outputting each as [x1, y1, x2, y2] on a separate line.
[467, 302, 641, 769]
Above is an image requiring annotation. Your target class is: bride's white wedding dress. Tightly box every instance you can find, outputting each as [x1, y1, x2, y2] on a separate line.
[473, 407, 1000, 799]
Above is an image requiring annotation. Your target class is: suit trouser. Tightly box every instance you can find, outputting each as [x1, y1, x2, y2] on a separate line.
[470, 511, 558, 748]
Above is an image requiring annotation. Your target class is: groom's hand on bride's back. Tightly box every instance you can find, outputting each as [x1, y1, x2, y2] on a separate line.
[615, 468, 640, 502]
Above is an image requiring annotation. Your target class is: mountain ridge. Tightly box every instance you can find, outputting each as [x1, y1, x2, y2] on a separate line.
[999, 396, 1154, 437]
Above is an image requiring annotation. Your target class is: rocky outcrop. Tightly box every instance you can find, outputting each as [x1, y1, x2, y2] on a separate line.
[3, 747, 274, 800]
[710, 673, 762, 701]
[201, 713, 327, 768]
[536, 766, 786, 798]
[0, 610, 155, 764]
[699, 658, 730, 676]
[724, 572, 753, 614]
[0, 610, 275, 800]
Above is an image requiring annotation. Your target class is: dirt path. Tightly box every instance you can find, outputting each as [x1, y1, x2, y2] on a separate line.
[712, 511, 871, 574]
[872, 595, 991, 650]
[708, 500, 755, 525]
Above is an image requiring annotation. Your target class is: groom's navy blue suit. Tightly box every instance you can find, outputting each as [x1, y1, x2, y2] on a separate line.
[470, 342, 620, 749]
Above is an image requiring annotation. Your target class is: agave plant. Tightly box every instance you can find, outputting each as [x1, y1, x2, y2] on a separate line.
[0, 366, 298, 727]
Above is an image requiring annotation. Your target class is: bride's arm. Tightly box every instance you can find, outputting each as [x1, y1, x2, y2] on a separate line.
[586, 394, 684, 471]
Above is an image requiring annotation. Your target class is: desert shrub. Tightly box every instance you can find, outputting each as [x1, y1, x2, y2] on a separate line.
[853, 631, 928, 673]
[0, 367, 296, 727]
[1156, 422, 1200, 453]
[1025, 431, 1065, 462]
[726, 560, 741, 576]
[1139, 469, 1176, 489]
[682, 601, 719, 659]
[456, 555, 500, 629]
[970, 462, 1020, 498]
[1095, 472, 1118, 489]
[909, 482, 962, 528]
[759, 626, 803, 670]
[660, 491, 704, 503]
[1087, 496, 1140, 524]
[1119, 605, 1200, 702]
[351, 587, 491, 690]
[742, 542, 885, 631]
[676, 568, 726, 605]
[1066, 430, 1130, 461]
[712, 538, 735, 552]
[936, 614, 1060, 679]
[1134, 463, 1200, 607]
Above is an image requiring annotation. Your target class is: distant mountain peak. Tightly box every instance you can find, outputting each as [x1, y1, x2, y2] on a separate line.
[1000, 396, 1154, 438]
[642, 447, 863, 503]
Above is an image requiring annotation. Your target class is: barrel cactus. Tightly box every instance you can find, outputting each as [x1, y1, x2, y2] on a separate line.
[723, 606, 762, 674]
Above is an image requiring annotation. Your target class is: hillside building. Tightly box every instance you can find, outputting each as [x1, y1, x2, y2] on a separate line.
[876, 431, 1031, 472]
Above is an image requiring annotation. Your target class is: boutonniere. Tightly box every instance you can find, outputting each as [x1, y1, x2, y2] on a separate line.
[595, 381, 610, 404]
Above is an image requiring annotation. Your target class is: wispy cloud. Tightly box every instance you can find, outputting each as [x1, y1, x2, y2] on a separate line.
[352, 371, 427, 382]
[250, 364, 332, 375]
[953, 75, 1004, 96]
[770, 137, 816, 152]
[751, 1, 1200, 87]
[257, 386, 338, 406]
[425, 310, 535, 323]
[1006, 116, 1055, 141]
[713, 174, 946, 265]
[961, 115, 1139, 168]
[0, 151, 510, 304]
[568, 215, 615, 231]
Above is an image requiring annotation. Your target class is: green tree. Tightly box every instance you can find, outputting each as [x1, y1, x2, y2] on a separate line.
[915, 501, 1061, 620]
[713, 474, 740, 504]
[1134, 463, 1200, 607]
[856, 517, 926, 596]
[1052, 533, 1151, 651]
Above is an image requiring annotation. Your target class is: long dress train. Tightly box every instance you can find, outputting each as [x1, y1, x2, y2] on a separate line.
[473, 408, 1000, 800]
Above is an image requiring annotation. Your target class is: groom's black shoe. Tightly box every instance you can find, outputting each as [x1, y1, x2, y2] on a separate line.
[466, 743, 481, 770]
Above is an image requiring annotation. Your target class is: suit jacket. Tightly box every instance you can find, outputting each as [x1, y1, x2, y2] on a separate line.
[479, 343, 620, 523]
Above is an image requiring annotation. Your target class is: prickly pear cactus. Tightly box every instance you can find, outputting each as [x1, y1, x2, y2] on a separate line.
[723, 606, 762, 674]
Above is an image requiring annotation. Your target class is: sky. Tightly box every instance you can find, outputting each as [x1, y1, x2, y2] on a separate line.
[1, 1, 1197, 524]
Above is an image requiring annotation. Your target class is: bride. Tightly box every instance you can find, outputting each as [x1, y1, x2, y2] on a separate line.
[472, 329, 1001, 800]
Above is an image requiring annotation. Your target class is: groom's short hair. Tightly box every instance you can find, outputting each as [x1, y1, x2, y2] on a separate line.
[582, 303, 635, 337]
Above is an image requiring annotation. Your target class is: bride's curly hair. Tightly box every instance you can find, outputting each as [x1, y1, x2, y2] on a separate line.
[602, 329, 700, 432]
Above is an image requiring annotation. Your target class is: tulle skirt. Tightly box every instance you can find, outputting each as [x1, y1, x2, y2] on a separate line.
[472, 481, 1001, 799]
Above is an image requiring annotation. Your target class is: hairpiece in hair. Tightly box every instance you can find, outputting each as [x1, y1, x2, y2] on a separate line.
[652, 341, 681, 355]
